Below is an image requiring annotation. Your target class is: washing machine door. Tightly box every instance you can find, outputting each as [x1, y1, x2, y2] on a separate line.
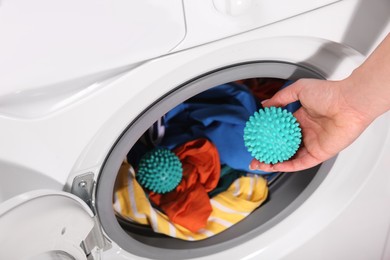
[0, 190, 109, 260]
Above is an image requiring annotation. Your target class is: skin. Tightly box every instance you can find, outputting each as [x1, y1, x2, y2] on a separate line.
[250, 33, 390, 172]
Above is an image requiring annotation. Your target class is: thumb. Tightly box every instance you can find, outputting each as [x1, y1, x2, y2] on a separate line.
[262, 79, 306, 108]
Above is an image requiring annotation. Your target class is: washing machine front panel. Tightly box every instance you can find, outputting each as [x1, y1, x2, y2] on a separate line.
[0, 0, 389, 259]
[0, 32, 387, 260]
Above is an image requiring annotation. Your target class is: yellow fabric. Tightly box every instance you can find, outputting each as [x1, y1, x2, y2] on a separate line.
[113, 162, 268, 241]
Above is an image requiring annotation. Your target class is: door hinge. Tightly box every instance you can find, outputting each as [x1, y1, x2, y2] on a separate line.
[71, 173, 112, 259]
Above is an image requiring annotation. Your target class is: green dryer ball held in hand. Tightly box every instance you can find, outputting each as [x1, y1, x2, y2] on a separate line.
[136, 148, 183, 194]
[244, 106, 302, 164]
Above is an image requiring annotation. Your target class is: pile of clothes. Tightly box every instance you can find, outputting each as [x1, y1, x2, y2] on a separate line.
[113, 79, 298, 241]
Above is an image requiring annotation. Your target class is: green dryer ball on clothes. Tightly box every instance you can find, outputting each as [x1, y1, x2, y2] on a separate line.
[136, 148, 183, 194]
[244, 106, 302, 164]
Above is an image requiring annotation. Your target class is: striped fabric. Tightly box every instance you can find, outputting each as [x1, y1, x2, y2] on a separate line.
[114, 162, 268, 241]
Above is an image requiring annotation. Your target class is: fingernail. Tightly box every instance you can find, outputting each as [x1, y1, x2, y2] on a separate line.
[261, 99, 269, 105]
[249, 160, 260, 170]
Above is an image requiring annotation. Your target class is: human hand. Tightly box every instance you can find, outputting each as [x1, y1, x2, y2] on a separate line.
[249, 78, 372, 172]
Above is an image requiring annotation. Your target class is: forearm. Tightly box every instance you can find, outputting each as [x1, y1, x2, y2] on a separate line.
[342, 33, 390, 122]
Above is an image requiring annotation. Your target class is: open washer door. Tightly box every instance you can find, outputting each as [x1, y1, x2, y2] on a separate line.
[0, 190, 109, 260]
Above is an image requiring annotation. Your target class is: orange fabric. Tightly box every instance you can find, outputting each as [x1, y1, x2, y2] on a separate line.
[148, 138, 220, 232]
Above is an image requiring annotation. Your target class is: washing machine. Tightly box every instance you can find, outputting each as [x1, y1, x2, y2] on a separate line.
[0, 0, 389, 259]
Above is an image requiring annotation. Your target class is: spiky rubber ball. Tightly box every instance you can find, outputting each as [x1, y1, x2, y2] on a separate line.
[244, 106, 302, 164]
[136, 148, 183, 194]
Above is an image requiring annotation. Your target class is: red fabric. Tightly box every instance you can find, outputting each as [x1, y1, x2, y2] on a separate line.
[236, 78, 286, 101]
[148, 138, 220, 232]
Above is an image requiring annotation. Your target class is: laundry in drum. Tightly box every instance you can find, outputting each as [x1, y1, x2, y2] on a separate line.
[114, 161, 268, 241]
[117, 79, 298, 240]
[146, 138, 220, 232]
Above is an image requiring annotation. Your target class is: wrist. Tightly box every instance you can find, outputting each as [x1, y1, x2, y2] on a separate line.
[339, 70, 381, 126]
[342, 33, 390, 122]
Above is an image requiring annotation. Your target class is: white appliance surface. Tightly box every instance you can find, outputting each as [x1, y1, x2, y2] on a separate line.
[0, 0, 389, 259]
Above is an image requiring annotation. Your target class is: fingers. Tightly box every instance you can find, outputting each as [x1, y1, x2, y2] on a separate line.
[249, 159, 274, 172]
[249, 147, 322, 172]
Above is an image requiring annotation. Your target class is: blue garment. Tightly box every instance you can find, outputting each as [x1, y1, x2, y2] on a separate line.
[160, 83, 269, 174]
